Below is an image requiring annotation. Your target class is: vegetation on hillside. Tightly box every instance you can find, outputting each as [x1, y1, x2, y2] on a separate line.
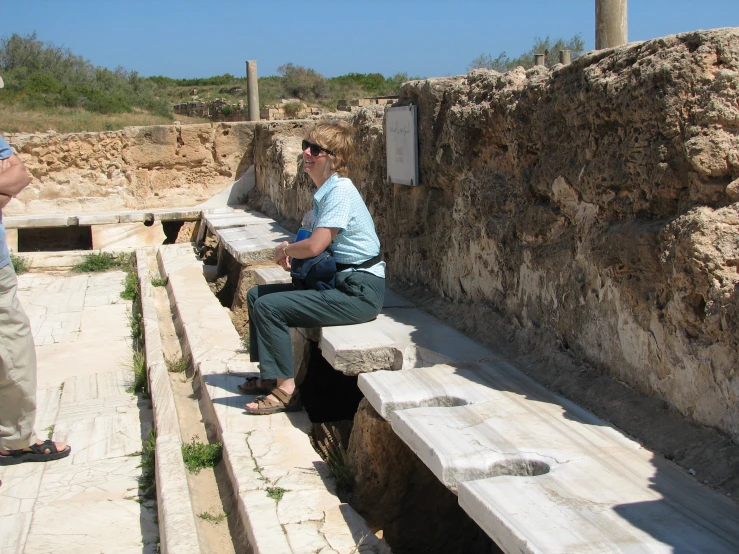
[469, 34, 585, 71]
[0, 31, 584, 134]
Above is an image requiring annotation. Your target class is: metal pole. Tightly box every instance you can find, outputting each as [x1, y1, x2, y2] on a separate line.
[596, 0, 628, 49]
[534, 54, 546, 67]
[559, 50, 572, 65]
[246, 60, 260, 121]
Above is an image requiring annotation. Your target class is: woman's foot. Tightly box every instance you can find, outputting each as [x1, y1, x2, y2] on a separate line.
[0, 439, 71, 465]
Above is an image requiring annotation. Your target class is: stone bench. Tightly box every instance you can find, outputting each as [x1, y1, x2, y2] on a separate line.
[357, 364, 739, 552]
[181, 207, 739, 550]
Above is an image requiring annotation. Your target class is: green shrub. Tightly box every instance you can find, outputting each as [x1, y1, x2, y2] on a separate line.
[182, 437, 222, 474]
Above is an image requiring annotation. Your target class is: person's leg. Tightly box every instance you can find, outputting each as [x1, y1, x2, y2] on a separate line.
[246, 271, 385, 412]
[0, 263, 37, 451]
[247, 283, 293, 363]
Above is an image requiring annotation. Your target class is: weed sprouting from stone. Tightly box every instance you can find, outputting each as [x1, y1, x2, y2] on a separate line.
[128, 350, 148, 397]
[181, 437, 222, 474]
[198, 511, 227, 524]
[150, 276, 168, 287]
[165, 354, 190, 374]
[138, 429, 157, 500]
[266, 486, 288, 502]
[44, 424, 55, 439]
[121, 270, 139, 300]
[10, 253, 29, 274]
[314, 423, 353, 492]
[72, 251, 125, 272]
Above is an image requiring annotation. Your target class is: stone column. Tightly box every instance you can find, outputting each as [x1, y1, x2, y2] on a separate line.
[246, 60, 260, 122]
[534, 54, 546, 66]
[559, 50, 572, 65]
[596, 0, 628, 49]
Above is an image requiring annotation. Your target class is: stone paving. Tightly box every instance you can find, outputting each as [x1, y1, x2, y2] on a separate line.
[0, 270, 158, 554]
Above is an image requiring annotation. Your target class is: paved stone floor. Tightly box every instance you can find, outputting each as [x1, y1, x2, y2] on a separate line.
[0, 270, 158, 554]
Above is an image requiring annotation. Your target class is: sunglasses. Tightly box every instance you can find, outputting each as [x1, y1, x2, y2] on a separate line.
[302, 139, 335, 157]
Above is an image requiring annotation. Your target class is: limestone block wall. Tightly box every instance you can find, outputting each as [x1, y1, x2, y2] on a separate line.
[2, 122, 255, 215]
[252, 29, 739, 442]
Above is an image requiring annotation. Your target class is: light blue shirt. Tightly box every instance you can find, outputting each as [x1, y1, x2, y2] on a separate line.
[0, 135, 12, 269]
[312, 173, 385, 278]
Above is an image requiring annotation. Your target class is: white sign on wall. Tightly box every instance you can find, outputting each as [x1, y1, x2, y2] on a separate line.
[385, 105, 419, 186]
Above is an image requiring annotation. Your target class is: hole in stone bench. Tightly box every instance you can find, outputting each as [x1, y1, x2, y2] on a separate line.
[487, 458, 550, 478]
[18, 226, 93, 252]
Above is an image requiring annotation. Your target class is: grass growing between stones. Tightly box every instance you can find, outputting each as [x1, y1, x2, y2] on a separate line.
[182, 437, 222, 474]
[138, 429, 157, 501]
[151, 276, 168, 287]
[198, 511, 227, 524]
[314, 423, 353, 492]
[165, 354, 190, 374]
[10, 253, 29, 274]
[265, 486, 288, 502]
[128, 350, 148, 397]
[121, 271, 139, 301]
[73, 251, 125, 272]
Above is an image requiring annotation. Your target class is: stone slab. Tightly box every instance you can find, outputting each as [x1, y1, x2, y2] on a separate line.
[320, 308, 494, 375]
[254, 266, 292, 285]
[358, 363, 739, 552]
[2, 215, 77, 229]
[91, 221, 167, 250]
[23, 498, 158, 553]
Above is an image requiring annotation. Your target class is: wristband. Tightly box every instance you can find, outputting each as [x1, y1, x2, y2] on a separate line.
[283, 245, 289, 258]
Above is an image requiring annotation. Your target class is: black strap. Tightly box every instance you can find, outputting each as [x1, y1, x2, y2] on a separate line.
[335, 254, 381, 272]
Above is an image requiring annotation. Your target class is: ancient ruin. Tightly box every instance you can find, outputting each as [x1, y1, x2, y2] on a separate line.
[2, 27, 739, 554]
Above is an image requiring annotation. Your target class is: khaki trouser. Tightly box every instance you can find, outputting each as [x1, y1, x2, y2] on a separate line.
[0, 262, 37, 450]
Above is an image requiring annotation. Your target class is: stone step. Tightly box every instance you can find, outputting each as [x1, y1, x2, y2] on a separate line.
[158, 244, 387, 554]
[358, 364, 739, 553]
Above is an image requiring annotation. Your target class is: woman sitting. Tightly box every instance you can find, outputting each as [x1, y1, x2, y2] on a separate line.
[242, 120, 385, 415]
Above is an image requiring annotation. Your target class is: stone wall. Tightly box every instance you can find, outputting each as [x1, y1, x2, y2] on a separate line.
[2, 122, 256, 215]
[251, 29, 739, 442]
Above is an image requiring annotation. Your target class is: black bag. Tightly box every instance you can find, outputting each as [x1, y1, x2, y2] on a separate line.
[290, 251, 337, 291]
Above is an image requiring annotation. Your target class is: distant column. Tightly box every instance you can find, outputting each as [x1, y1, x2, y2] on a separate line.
[596, 0, 628, 49]
[559, 50, 572, 65]
[534, 54, 546, 66]
[246, 60, 260, 121]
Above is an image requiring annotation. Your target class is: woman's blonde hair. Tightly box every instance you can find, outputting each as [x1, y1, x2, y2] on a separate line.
[307, 120, 355, 177]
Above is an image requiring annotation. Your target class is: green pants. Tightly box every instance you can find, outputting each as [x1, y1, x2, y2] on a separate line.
[248, 271, 385, 380]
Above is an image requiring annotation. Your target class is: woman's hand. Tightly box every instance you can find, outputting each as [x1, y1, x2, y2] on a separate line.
[274, 240, 290, 271]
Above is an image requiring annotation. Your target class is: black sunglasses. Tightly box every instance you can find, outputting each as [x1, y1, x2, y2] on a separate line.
[302, 139, 335, 157]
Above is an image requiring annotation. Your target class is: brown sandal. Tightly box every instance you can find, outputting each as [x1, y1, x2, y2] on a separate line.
[244, 388, 301, 415]
[237, 377, 277, 395]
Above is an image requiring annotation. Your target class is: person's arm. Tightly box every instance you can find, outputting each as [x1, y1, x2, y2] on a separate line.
[274, 227, 339, 268]
[0, 154, 31, 198]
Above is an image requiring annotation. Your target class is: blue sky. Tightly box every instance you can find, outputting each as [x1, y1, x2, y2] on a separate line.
[3, 1, 739, 79]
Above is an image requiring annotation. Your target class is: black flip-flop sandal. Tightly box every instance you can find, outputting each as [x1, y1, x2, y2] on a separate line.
[0, 439, 71, 466]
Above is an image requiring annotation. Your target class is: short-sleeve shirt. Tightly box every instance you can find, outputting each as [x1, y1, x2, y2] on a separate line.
[0, 135, 14, 269]
[312, 173, 385, 278]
